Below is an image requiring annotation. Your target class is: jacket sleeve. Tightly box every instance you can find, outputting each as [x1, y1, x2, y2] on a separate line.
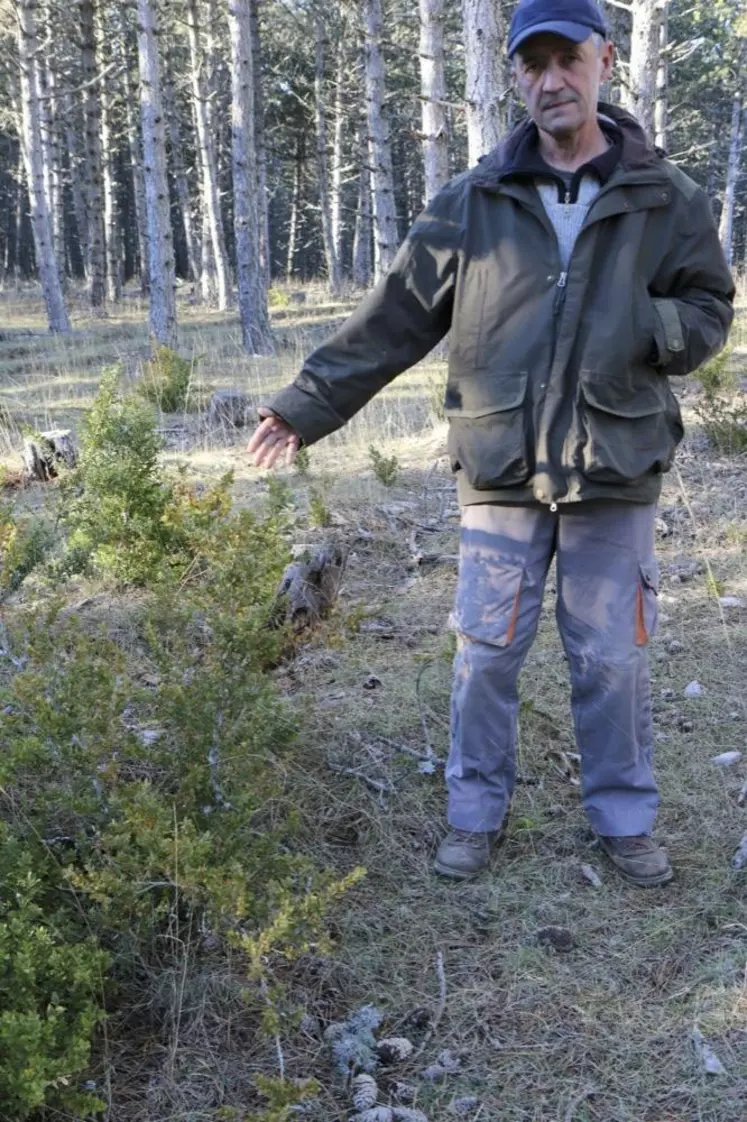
[265, 182, 463, 445]
[650, 186, 735, 377]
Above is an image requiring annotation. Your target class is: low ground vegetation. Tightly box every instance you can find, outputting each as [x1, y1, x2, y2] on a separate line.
[0, 288, 746, 1121]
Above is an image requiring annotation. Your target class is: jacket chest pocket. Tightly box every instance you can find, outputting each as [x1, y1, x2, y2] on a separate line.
[577, 370, 683, 483]
[444, 370, 532, 490]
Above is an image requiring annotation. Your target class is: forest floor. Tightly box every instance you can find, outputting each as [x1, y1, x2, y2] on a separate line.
[1, 283, 747, 1122]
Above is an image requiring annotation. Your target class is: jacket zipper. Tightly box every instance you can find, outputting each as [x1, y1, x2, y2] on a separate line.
[553, 270, 568, 316]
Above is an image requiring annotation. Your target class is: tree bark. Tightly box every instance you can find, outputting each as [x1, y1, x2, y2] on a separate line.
[187, 0, 232, 309]
[137, 0, 178, 347]
[718, 91, 743, 267]
[15, 0, 71, 333]
[163, 59, 201, 285]
[80, 0, 106, 307]
[250, 0, 271, 289]
[286, 138, 302, 280]
[330, 35, 346, 277]
[627, 0, 663, 139]
[315, 19, 342, 295]
[419, 0, 449, 203]
[98, 5, 122, 302]
[352, 124, 372, 288]
[122, 58, 150, 295]
[654, 0, 669, 150]
[227, 0, 274, 353]
[362, 0, 398, 279]
[63, 94, 89, 279]
[461, 0, 507, 165]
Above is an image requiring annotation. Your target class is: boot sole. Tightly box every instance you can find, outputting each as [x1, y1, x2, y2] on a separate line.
[433, 857, 487, 881]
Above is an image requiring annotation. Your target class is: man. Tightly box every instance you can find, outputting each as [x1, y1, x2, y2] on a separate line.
[248, 0, 734, 887]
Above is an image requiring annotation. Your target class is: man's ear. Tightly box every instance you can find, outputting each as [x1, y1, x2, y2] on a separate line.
[600, 41, 615, 83]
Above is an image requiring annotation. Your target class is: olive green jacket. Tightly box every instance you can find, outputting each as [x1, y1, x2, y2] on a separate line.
[267, 105, 734, 507]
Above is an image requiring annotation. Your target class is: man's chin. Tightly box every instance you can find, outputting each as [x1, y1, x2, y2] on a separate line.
[538, 108, 586, 138]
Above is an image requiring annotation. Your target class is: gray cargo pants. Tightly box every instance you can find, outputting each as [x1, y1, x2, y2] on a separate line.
[448, 502, 660, 837]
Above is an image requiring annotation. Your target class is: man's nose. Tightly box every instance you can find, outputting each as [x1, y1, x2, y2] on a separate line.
[540, 62, 565, 93]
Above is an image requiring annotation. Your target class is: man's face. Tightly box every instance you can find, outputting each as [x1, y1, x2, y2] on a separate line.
[513, 32, 615, 139]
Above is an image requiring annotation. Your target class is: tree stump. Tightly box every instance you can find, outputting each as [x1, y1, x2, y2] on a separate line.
[22, 429, 77, 481]
[207, 388, 254, 428]
[273, 544, 346, 632]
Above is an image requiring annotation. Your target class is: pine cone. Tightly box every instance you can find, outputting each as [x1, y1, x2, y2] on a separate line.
[376, 1036, 414, 1064]
[352, 1074, 379, 1111]
[392, 1110, 429, 1122]
[349, 1110, 394, 1122]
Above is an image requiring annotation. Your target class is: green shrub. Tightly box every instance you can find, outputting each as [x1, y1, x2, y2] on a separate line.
[0, 828, 107, 1119]
[309, 485, 331, 528]
[694, 391, 747, 455]
[137, 345, 194, 412]
[62, 367, 174, 583]
[294, 445, 311, 475]
[268, 287, 291, 309]
[694, 345, 735, 395]
[0, 499, 55, 598]
[368, 444, 399, 487]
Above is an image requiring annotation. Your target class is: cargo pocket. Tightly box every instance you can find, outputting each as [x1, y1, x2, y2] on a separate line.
[578, 370, 678, 483]
[635, 561, 659, 646]
[445, 370, 531, 490]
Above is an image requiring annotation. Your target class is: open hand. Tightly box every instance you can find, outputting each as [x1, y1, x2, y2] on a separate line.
[247, 408, 301, 469]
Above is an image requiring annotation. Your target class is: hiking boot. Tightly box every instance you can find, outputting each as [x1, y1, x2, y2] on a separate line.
[434, 827, 502, 880]
[597, 834, 673, 887]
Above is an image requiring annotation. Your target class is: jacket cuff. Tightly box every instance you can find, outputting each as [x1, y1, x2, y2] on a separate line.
[652, 298, 685, 368]
[262, 384, 346, 447]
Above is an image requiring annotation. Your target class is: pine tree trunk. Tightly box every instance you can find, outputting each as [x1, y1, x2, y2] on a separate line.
[718, 91, 743, 267]
[330, 36, 346, 276]
[80, 0, 106, 307]
[286, 139, 302, 280]
[654, 1, 669, 150]
[123, 62, 150, 295]
[40, 44, 65, 276]
[352, 124, 372, 288]
[137, 0, 177, 347]
[98, 7, 122, 302]
[362, 0, 398, 279]
[227, 0, 273, 353]
[315, 19, 342, 295]
[419, 0, 449, 203]
[250, 0, 271, 289]
[15, 0, 70, 332]
[163, 62, 201, 285]
[462, 0, 507, 165]
[627, 0, 662, 139]
[187, 0, 232, 309]
[64, 93, 89, 280]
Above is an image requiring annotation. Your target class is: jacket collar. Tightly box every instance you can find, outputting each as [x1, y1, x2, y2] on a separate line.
[470, 102, 666, 191]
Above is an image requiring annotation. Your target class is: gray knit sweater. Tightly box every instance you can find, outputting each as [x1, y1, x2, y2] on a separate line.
[536, 175, 601, 270]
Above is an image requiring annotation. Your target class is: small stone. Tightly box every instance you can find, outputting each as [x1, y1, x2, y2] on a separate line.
[684, 680, 704, 698]
[718, 596, 744, 609]
[449, 1098, 479, 1116]
[660, 687, 676, 700]
[363, 674, 382, 690]
[655, 517, 670, 537]
[711, 751, 742, 768]
[536, 925, 574, 952]
[580, 864, 603, 888]
[667, 639, 684, 654]
[437, 1049, 462, 1073]
[678, 717, 694, 733]
[692, 1027, 728, 1075]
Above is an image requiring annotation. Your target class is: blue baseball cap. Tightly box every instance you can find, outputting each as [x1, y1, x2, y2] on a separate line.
[508, 0, 608, 57]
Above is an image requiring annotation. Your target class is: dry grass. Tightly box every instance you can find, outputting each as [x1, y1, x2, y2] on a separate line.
[1, 284, 746, 1121]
